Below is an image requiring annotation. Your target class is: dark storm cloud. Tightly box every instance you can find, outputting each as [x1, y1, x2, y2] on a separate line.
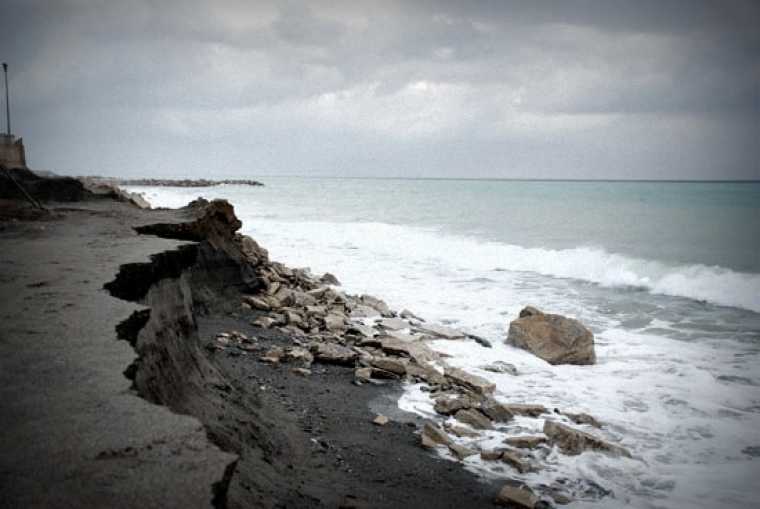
[1, 0, 758, 179]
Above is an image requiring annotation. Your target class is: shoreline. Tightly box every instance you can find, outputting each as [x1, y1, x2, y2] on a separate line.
[0, 174, 504, 507]
[0, 170, 644, 508]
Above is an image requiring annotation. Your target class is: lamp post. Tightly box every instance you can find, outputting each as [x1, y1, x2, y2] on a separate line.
[2, 62, 10, 136]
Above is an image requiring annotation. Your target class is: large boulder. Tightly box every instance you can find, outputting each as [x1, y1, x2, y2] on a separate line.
[506, 307, 596, 365]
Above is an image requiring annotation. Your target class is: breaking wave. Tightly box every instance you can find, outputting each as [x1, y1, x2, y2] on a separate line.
[247, 219, 760, 314]
[488, 244, 760, 313]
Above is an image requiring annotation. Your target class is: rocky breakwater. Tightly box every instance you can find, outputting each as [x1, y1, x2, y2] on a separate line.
[118, 177, 264, 187]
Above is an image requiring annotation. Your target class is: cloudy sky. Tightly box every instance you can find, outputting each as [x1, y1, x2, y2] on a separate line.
[2, 0, 758, 179]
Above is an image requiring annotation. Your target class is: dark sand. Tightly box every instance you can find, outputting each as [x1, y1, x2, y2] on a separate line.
[0, 200, 235, 508]
[0, 192, 501, 508]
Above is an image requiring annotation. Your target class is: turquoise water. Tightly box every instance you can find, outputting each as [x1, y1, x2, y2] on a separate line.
[132, 178, 760, 509]
[229, 178, 760, 271]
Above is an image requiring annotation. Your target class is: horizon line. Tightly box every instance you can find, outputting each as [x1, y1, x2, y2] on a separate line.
[237, 175, 760, 184]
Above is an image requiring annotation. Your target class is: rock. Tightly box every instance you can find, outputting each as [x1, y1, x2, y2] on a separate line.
[370, 357, 407, 375]
[265, 296, 283, 309]
[347, 323, 376, 338]
[433, 395, 480, 416]
[305, 305, 327, 316]
[501, 404, 547, 418]
[480, 399, 515, 423]
[519, 306, 543, 318]
[380, 330, 417, 343]
[543, 420, 631, 458]
[291, 290, 318, 307]
[280, 325, 306, 337]
[269, 313, 287, 326]
[415, 324, 465, 339]
[134, 199, 241, 245]
[242, 295, 271, 311]
[274, 287, 295, 307]
[377, 317, 409, 331]
[421, 422, 452, 447]
[310, 343, 358, 366]
[374, 337, 440, 366]
[373, 414, 389, 426]
[259, 347, 284, 364]
[266, 281, 281, 296]
[444, 423, 480, 438]
[238, 235, 269, 265]
[320, 272, 341, 285]
[454, 409, 493, 430]
[252, 316, 277, 328]
[550, 492, 573, 505]
[466, 333, 492, 348]
[229, 330, 250, 342]
[501, 450, 533, 473]
[448, 443, 478, 460]
[444, 367, 495, 396]
[367, 367, 400, 380]
[291, 367, 311, 376]
[285, 310, 306, 328]
[562, 411, 602, 429]
[420, 433, 438, 449]
[354, 367, 373, 383]
[503, 436, 547, 449]
[507, 307, 596, 365]
[324, 313, 347, 332]
[400, 309, 424, 321]
[481, 449, 504, 461]
[359, 295, 391, 316]
[405, 364, 447, 385]
[495, 485, 539, 508]
[350, 304, 380, 318]
[482, 361, 519, 375]
[271, 262, 293, 278]
[284, 346, 313, 366]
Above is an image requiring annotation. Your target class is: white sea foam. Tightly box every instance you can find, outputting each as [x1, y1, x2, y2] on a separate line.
[249, 219, 760, 314]
[398, 329, 760, 509]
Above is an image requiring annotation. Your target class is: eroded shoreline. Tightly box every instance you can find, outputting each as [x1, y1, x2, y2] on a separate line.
[0, 175, 502, 508]
[0, 172, 633, 508]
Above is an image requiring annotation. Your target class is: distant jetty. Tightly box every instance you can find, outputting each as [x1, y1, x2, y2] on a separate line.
[117, 178, 263, 187]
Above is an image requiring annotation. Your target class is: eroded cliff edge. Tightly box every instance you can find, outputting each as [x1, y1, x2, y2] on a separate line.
[0, 192, 236, 508]
[104, 198, 503, 508]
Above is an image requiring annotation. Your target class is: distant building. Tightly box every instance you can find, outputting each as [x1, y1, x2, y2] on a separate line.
[0, 134, 26, 168]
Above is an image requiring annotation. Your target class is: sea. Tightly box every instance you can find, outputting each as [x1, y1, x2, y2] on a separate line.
[127, 177, 760, 509]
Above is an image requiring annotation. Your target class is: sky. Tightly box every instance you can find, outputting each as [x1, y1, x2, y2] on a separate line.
[1, 0, 758, 180]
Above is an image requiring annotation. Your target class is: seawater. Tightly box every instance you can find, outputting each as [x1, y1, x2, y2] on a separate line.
[129, 178, 760, 509]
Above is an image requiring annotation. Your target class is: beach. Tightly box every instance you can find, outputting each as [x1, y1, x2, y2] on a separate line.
[0, 175, 503, 508]
[2, 172, 759, 508]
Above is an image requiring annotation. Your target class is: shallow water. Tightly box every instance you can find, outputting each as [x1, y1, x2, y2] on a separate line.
[130, 178, 760, 508]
